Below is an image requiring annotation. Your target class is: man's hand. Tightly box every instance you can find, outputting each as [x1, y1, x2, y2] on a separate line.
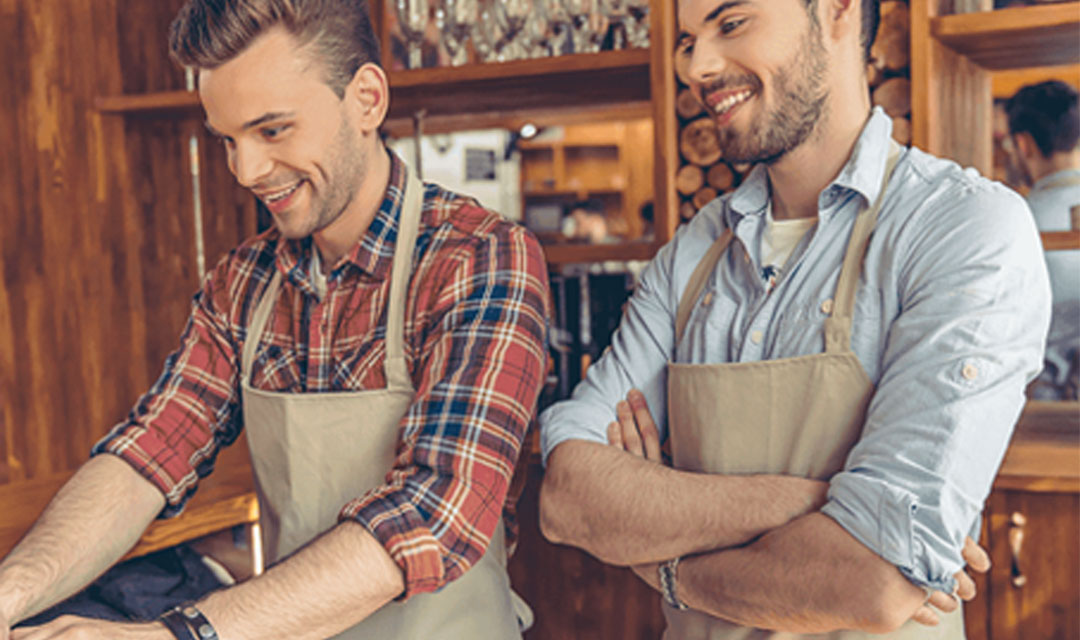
[910, 535, 992, 626]
[10, 616, 170, 640]
[606, 389, 663, 463]
[607, 389, 994, 627]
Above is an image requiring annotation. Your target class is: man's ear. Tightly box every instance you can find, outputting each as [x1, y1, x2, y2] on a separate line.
[1013, 131, 1038, 160]
[821, 0, 860, 43]
[345, 62, 390, 132]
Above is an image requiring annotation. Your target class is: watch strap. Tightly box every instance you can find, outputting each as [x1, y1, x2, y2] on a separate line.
[159, 607, 197, 640]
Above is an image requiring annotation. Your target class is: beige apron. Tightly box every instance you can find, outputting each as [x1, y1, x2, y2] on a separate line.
[663, 143, 964, 639]
[240, 169, 523, 639]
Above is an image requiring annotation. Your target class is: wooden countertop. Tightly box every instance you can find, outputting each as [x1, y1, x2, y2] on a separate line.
[994, 401, 1079, 493]
[0, 437, 257, 561]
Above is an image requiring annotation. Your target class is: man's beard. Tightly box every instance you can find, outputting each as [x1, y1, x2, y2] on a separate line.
[708, 22, 830, 165]
[279, 116, 367, 240]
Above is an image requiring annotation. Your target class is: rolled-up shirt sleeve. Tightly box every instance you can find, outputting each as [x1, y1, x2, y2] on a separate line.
[822, 181, 1051, 592]
[91, 257, 243, 517]
[340, 222, 549, 599]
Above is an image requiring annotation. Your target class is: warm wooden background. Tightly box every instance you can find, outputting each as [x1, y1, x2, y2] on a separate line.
[0, 0, 254, 484]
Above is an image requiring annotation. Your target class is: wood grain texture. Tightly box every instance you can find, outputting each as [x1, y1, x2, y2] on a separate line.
[0, 0, 254, 485]
[986, 490, 1080, 640]
[508, 465, 666, 640]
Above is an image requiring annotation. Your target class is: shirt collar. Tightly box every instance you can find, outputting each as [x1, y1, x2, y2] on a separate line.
[273, 148, 411, 285]
[1031, 167, 1080, 194]
[726, 107, 896, 227]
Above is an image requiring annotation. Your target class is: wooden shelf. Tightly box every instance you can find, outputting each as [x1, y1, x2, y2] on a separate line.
[542, 240, 657, 266]
[96, 51, 654, 136]
[387, 49, 652, 121]
[1042, 230, 1080, 251]
[95, 89, 200, 114]
[931, 2, 1080, 70]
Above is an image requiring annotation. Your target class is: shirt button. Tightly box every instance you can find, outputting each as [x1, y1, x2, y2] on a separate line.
[750, 330, 764, 344]
[820, 298, 834, 314]
[962, 363, 979, 381]
[703, 292, 714, 306]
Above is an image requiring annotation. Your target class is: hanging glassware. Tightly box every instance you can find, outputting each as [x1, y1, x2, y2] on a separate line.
[561, 0, 607, 54]
[472, 0, 505, 62]
[493, 0, 531, 61]
[395, 0, 430, 69]
[600, 0, 630, 49]
[438, 0, 477, 66]
[626, 0, 650, 48]
[541, 0, 572, 56]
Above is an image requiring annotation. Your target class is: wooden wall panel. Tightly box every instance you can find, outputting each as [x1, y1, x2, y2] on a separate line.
[0, 0, 254, 484]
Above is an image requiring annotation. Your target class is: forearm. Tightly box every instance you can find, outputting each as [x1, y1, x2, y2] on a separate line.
[0, 454, 165, 624]
[197, 521, 403, 640]
[540, 440, 827, 566]
[675, 513, 927, 634]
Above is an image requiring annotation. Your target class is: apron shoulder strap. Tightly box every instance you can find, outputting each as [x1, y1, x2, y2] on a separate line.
[241, 268, 283, 385]
[825, 140, 902, 354]
[383, 167, 424, 391]
[674, 229, 734, 345]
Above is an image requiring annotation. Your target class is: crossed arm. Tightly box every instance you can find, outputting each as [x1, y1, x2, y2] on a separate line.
[541, 390, 989, 635]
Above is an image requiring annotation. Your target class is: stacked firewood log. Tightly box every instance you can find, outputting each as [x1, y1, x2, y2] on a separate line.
[674, 0, 912, 222]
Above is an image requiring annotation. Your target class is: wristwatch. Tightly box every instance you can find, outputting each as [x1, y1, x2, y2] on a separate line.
[659, 557, 689, 611]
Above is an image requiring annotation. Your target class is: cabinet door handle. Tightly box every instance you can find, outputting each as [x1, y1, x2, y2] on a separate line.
[1008, 511, 1027, 588]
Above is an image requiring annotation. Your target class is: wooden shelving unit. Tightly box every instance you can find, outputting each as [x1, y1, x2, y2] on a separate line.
[912, 0, 1080, 176]
[931, 2, 1080, 69]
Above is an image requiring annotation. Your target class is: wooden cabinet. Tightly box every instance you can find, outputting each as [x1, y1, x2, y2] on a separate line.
[519, 119, 655, 241]
[963, 413, 1080, 640]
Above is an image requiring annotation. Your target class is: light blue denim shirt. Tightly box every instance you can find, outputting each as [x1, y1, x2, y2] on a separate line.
[539, 108, 1052, 592]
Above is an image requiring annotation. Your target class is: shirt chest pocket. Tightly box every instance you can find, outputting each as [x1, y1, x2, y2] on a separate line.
[771, 285, 888, 374]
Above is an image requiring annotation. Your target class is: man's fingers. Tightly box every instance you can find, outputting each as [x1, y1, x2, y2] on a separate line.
[607, 421, 624, 449]
[954, 570, 977, 601]
[926, 589, 958, 613]
[616, 400, 645, 457]
[962, 536, 991, 573]
[627, 390, 661, 462]
[911, 605, 940, 626]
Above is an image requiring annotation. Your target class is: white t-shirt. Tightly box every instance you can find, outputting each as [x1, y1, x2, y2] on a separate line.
[760, 202, 816, 293]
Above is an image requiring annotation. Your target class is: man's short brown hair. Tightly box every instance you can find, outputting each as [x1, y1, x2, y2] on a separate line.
[169, 0, 382, 97]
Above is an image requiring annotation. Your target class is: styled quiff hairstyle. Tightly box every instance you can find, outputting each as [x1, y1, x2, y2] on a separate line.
[169, 0, 382, 97]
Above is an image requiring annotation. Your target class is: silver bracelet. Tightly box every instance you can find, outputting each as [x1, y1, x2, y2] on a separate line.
[659, 557, 689, 611]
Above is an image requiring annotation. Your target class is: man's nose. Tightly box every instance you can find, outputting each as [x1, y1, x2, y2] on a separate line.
[687, 42, 727, 90]
[229, 141, 273, 188]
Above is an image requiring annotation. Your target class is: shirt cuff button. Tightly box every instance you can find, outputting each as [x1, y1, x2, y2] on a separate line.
[962, 363, 979, 381]
[820, 298, 834, 314]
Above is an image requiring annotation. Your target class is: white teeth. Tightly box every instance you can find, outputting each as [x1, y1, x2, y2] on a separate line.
[265, 181, 301, 203]
[714, 90, 753, 115]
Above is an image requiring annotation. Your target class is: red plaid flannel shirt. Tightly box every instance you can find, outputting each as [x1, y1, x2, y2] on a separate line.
[94, 151, 550, 598]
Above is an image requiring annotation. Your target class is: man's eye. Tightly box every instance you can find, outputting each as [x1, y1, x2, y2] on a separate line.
[262, 125, 289, 140]
[676, 39, 694, 56]
[720, 18, 746, 35]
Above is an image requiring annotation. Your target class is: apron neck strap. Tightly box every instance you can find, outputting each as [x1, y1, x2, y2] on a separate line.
[824, 140, 902, 354]
[675, 229, 734, 345]
[240, 167, 425, 390]
[383, 166, 424, 388]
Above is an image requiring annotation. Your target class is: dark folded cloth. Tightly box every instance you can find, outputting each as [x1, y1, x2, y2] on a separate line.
[17, 545, 224, 627]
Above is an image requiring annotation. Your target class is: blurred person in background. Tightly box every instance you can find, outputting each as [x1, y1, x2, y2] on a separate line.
[1007, 80, 1080, 399]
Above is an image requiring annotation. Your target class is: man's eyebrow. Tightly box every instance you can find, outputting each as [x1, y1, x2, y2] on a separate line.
[677, 0, 750, 41]
[241, 111, 295, 130]
[203, 111, 296, 137]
